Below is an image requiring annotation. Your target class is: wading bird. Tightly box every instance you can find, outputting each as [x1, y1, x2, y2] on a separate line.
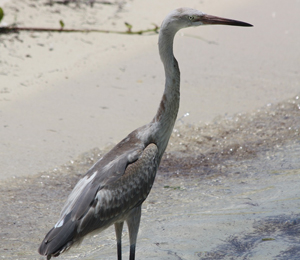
[38, 7, 252, 260]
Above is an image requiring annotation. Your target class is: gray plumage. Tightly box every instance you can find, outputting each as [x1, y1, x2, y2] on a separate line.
[38, 7, 252, 260]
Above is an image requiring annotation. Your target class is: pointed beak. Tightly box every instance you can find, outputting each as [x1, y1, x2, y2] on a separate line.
[199, 14, 253, 27]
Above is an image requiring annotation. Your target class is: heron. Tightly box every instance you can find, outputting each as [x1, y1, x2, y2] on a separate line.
[38, 7, 252, 260]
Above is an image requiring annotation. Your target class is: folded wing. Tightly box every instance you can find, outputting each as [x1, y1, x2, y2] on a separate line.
[38, 141, 159, 258]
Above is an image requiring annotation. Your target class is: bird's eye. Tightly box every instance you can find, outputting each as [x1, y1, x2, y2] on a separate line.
[188, 16, 194, 21]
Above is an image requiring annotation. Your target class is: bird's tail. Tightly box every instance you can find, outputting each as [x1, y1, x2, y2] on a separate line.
[38, 216, 77, 259]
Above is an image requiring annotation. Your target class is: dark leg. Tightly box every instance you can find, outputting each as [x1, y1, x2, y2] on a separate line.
[114, 222, 124, 260]
[126, 206, 141, 260]
[129, 244, 136, 260]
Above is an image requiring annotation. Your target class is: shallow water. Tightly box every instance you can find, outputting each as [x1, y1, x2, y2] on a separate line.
[1, 95, 300, 259]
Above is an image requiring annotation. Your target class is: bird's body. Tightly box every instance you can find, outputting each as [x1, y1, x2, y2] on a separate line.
[39, 8, 252, 260]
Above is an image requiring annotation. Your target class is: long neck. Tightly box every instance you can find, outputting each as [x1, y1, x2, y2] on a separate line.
[151, 27, 180, 157]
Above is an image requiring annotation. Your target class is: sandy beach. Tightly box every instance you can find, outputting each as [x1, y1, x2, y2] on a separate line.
[1, 1, 300, 259]
[0, 0, 299, 180]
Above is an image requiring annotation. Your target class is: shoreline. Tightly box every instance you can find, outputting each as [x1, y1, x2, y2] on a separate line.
[1, 0, 299, 180]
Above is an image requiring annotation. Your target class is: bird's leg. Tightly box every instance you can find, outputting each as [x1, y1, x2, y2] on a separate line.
[126, 206, 141, 260]
[114, 222, 124, 260]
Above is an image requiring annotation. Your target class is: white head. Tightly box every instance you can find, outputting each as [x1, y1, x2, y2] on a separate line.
[160, 7, 252, 34]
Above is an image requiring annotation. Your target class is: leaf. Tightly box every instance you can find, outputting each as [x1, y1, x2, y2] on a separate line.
[150, 23, 159, 34]
[0, 7, 4, 23]
[164, 185, 181, 190]
[262, 238, 275, 241]
[124, 22, 132, 29]
[59, 19, 64, 29]
[124, 22, 132, 33]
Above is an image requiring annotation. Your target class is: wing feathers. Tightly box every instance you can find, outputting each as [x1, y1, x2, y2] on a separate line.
[76, 143, 159, 237]
[70, 146, 143, 221]
[94, 143, 159, 221]
[38, 214, 77, 257]
[39, 142, 159, 258]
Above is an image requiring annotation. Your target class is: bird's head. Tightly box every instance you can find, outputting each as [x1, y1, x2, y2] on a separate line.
[161, 7, 252, 33]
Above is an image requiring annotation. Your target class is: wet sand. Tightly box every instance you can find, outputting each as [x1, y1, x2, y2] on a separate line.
[1, 0, 299, 179]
